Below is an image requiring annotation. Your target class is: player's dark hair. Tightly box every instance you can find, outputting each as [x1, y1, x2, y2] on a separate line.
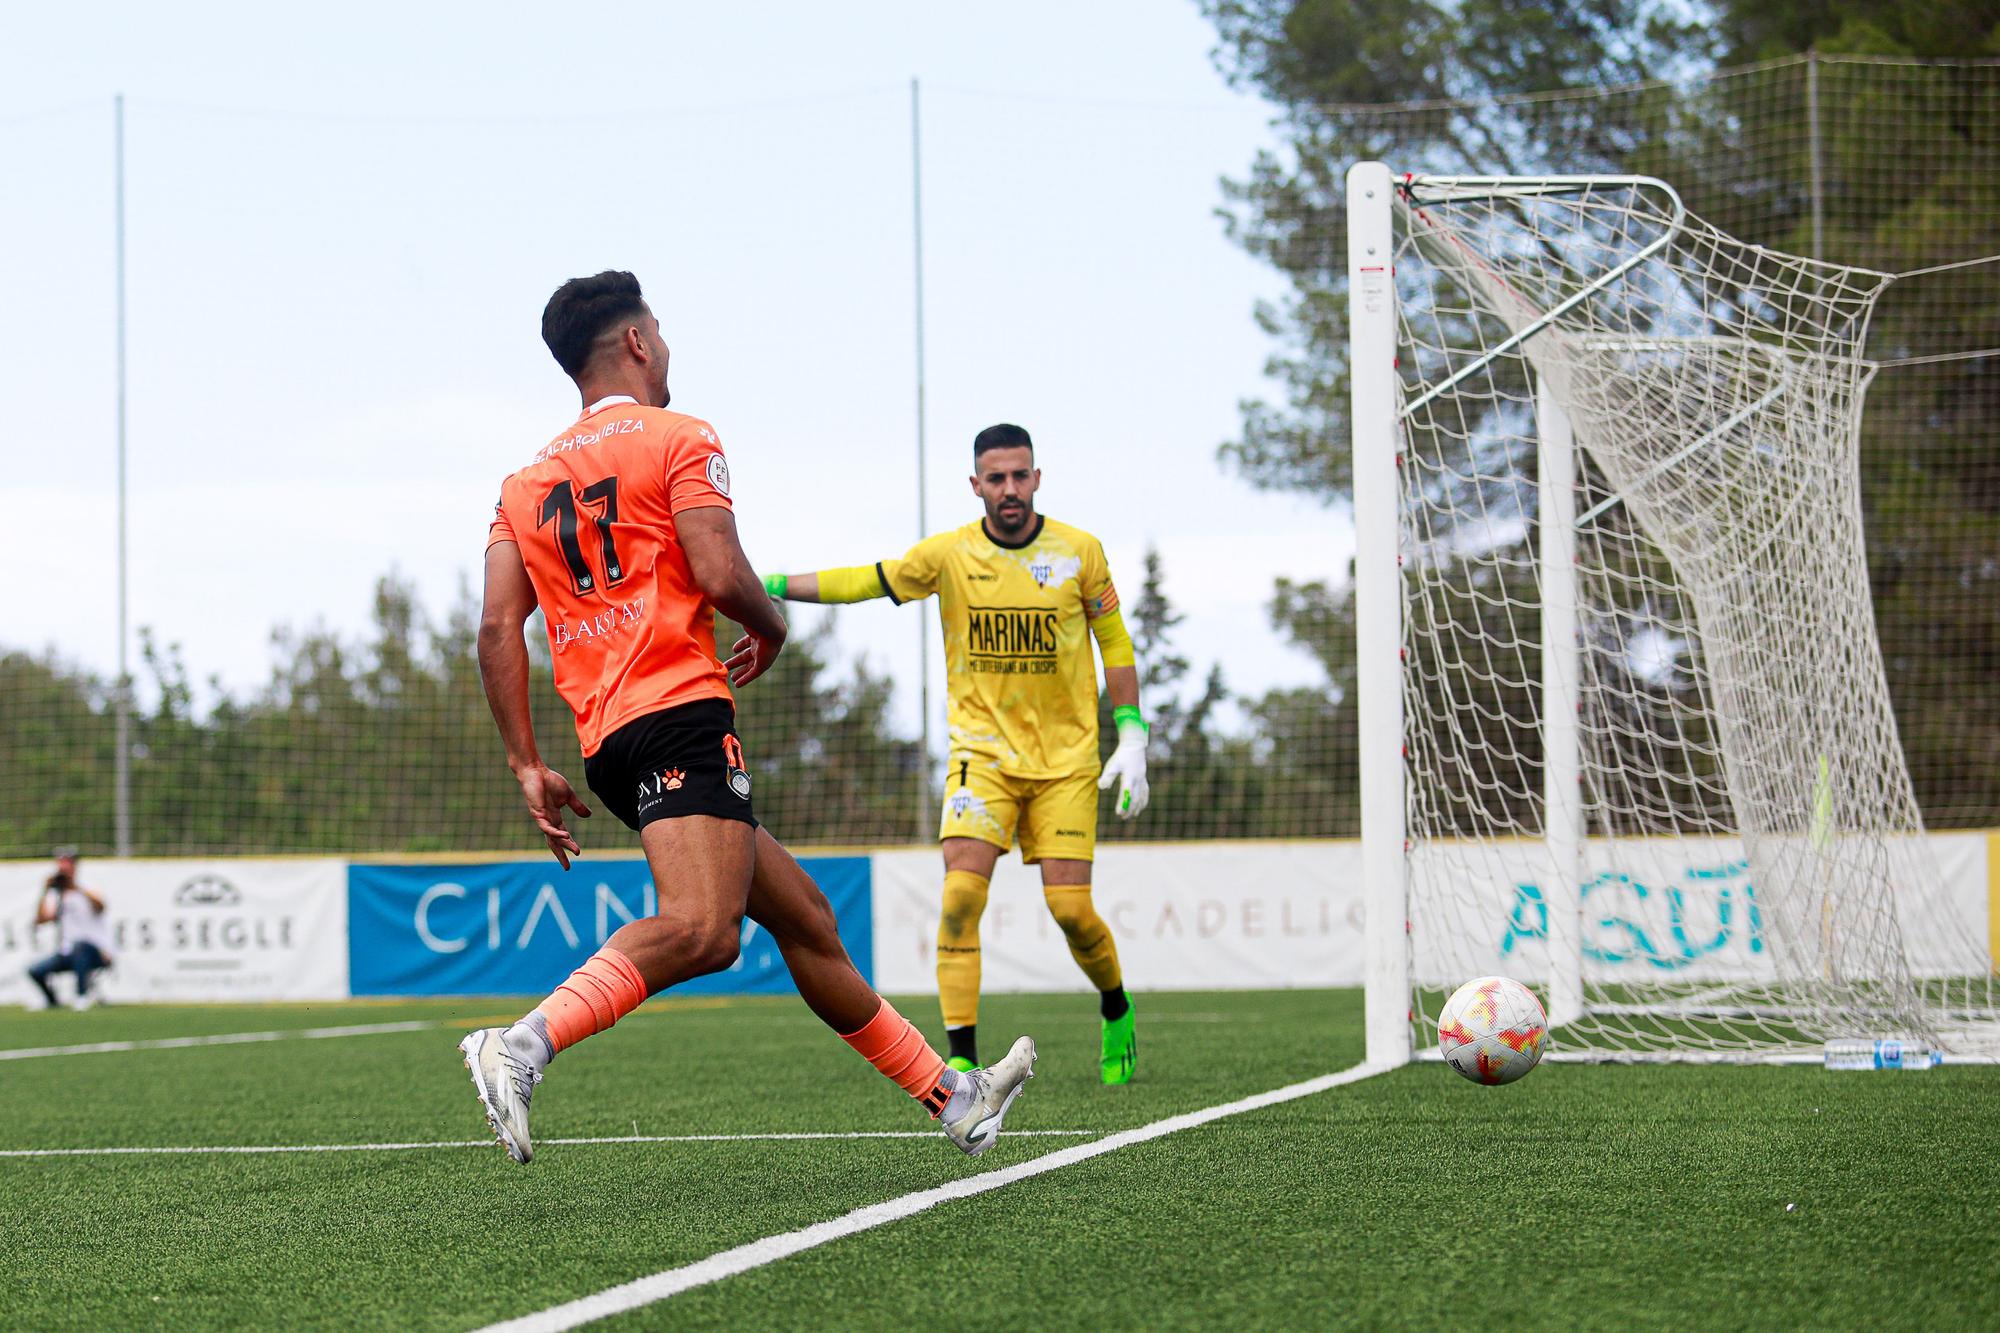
[541, 271, 649, 379]
[973, 423, 1033, 459]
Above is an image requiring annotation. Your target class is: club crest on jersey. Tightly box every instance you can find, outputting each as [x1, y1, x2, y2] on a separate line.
[1023, 552, 1081, 590]
[706, 452, 731, 497]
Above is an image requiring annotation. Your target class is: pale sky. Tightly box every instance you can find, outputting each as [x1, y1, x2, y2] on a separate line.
[0, 1, 1347, 742]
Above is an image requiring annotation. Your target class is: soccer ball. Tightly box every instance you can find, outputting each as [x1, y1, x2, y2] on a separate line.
[1437, 976, 1547, 1085]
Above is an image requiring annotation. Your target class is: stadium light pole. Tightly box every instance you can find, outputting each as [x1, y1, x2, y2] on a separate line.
[1806, 50, 1825, 260]
[911, 77, 933, 841]
[114, 92, 132, 859]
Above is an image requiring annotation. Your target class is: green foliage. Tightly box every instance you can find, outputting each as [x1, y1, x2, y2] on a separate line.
[0, 651, 119, 857]
[1717, 0, 2000, 63]
[1102, 549, 1360, 840]
[723, 611, 930, 846]
[1100, 545, 1251, 841]
[1, 548, 1362, 853]
[0, 575, 930, 858]
[1201, 0, 1708, 502]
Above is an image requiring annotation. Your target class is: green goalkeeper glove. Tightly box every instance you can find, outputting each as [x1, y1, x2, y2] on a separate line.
[762, 573, 787, 598]
[1098, 706, 1150, 820]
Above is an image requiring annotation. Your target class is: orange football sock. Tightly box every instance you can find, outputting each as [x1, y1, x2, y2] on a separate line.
[531, 946, 649, 1056]
[840, 998, 954, 1118]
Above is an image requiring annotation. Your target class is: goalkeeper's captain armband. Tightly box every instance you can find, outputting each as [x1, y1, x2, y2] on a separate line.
[1089, 606, 1137, 669]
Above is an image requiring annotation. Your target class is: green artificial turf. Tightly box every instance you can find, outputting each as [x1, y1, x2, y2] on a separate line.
[1, 990, 1993, 1331]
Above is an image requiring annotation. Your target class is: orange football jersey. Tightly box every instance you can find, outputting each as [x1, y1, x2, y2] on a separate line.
[487, 395, 736, 755]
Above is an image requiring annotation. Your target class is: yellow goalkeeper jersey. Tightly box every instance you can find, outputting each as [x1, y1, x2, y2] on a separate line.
[879, 516, 1121, 779]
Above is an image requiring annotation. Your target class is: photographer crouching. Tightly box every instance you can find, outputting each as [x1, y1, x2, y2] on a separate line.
[27, 849, 114, 1011]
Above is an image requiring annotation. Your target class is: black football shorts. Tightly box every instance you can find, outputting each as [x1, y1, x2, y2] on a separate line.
[584, 698, 758, 833]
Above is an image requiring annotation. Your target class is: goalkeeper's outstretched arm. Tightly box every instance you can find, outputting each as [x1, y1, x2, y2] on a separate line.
[1091, 606, 1151, 820]
[762, 567, 894, 605]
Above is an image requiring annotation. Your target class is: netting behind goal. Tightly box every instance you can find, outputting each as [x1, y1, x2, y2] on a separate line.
[1370, 169, 1998, 1061]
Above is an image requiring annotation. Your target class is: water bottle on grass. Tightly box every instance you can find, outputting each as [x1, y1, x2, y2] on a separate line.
[1824, 1038, 1938, 1070]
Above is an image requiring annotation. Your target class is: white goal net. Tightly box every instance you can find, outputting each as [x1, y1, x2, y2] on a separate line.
[1348, 164, 1999, 1064]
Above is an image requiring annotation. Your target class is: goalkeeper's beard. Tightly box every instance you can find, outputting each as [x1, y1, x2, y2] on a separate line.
[989, 499, 1031, 536]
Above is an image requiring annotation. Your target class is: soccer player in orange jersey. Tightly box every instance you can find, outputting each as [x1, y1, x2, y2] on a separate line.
[459, 271, 1034, 1164]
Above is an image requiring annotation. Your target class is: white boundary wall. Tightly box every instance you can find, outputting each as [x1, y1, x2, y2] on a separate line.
[871, 843, 1362, 993]
[871, 834, 1995, 993]
[0, 837, 1989, 1001]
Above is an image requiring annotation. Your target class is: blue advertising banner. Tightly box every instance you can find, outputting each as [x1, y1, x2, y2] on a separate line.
[347, 856, 872, 997]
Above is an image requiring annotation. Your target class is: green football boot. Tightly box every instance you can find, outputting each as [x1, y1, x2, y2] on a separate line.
[947, 1055, 978, 1074]
[1100, 1001, 1137, 1085]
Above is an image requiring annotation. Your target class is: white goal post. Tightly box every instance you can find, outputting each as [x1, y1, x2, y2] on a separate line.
[1347, 161, 1999, 1067]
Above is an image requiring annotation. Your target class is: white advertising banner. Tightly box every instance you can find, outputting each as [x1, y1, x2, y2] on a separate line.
[0, 858, 348, 1005]
[1414, 832, 1994, 987]
[870, 843, 1362, 993]
[0, 835, 1985, 1002]
[869, 834, 1992, 992]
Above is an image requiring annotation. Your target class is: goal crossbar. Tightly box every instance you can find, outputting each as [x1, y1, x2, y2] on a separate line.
[1393, 176, 1686, 419]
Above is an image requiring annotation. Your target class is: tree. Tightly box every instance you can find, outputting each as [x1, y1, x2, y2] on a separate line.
[0, 573, 931, 858]
[1098, 545, 1347, 839]
[1716, 1, 2000, 63]
[1200, 0, 1709, 502]
[723, 610, 928, 845]
[0, 650, 118, 857]
[1201, 1, 2000, 826]
[1626, 4, 2000, 825]
[1242, 577, 1362, 835]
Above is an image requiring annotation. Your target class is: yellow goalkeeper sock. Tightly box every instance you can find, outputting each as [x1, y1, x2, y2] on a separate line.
[936, 869, 990, 1030]
[1044, 883, 1123, 993]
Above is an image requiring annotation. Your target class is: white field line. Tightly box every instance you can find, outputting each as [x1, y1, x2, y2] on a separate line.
[477, 1062, 1394, 1333]
[0, 1020, 440, 1061]
[0, 1009, 1237, 1061]
[0, 1130, 1100, 1160]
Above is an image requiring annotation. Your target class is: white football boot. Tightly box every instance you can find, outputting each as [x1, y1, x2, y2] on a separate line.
[941, 1035, 1037, 1158]
[459, 1028, 541, 1164]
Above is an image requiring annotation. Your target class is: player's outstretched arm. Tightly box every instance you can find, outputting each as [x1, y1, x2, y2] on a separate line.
[680, 507, 788, 687]
[478, 540, 590, 868]
[762, 567, 893, 605]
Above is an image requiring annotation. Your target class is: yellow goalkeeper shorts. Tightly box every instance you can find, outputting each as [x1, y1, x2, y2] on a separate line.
[938, 761, 1098, 864]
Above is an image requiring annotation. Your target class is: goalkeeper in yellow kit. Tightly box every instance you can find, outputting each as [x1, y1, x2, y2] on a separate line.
[764, 423, 1147, 1084]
